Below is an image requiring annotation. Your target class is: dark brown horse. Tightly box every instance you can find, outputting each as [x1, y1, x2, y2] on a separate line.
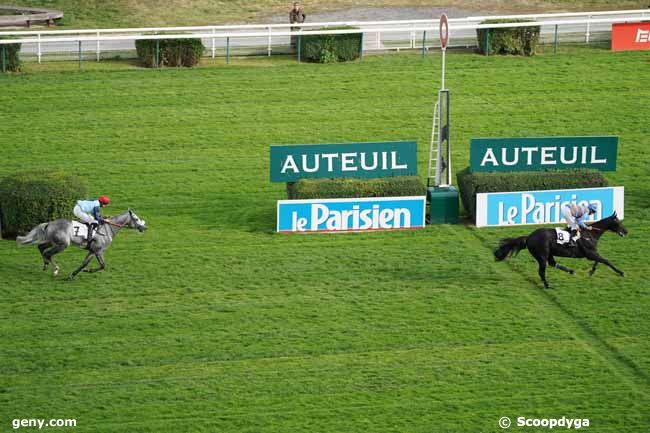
[494, 212, 628, 288]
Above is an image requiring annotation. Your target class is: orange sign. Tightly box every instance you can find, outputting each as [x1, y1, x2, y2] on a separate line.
[611, 22, 650, 51]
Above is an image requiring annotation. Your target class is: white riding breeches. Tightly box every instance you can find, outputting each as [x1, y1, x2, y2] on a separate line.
[73, 205, 97, 225]
[562, 207, 578, 230]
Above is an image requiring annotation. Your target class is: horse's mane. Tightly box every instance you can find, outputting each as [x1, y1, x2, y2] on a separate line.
[591, 212, 618, 228]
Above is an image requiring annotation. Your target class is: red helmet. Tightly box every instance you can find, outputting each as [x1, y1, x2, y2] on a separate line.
[98, 195, 111, 205]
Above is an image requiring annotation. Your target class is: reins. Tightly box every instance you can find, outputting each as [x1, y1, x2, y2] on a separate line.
[103, 220, 126, 228]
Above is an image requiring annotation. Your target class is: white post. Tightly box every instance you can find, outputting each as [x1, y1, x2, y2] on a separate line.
[211, 28, 216, 58]
[410, 24, 415, 48]
[267, 26, 272, 56]
[377, 31, 381, 49]
[586, 15, 591, 44]
[441, 47, 446, 90]
[37, 33, 41, 63]
[96, 31, 100, 61]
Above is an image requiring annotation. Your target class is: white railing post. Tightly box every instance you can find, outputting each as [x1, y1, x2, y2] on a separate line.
[586, 15, 591, 44]
[267, 26, 272, 56]
[37, 33, 41, 63]
[375, 30, 380, 49]
[96, 31, 100, 61]
[211, 28, 216, 58]
[410, 24, 415, 48]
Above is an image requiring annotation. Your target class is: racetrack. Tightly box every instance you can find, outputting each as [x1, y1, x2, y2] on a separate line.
[1, 48, 649, 432]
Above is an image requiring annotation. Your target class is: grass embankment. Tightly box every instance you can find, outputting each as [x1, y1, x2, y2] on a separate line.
[5, 0, 649, 28]
[0, 47, 649, 432]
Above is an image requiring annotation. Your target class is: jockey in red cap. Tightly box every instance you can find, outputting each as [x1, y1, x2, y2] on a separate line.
[73, 196, 111, 242]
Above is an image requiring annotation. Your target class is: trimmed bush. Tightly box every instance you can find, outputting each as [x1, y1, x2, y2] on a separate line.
[299, 27, 362, 63]
[0, 172, 87, 238]
[0, 37, 21, 72]
[135, 38, 205, 68]
[456, 168, 607, 220]
[287, 176, 426, 199]
[476, 19, 540, 56]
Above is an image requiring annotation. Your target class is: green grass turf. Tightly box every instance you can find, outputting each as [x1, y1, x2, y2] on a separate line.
[1, 46, 649, 432]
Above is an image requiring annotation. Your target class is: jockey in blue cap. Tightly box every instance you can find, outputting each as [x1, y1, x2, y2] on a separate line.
[562, 202, 597, 247]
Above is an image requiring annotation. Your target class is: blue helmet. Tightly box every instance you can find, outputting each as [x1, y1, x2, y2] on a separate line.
[588, 203, 598, 213]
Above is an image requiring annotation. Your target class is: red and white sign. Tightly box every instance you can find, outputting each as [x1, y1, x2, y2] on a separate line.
[611, 22, 650, 51]
[439, 14, 449, 49]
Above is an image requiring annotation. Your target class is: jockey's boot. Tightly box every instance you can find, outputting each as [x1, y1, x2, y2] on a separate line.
[87, 223, 97, 243]
[568, 228, 578, 248]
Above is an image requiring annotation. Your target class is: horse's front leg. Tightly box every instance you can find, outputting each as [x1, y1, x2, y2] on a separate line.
[585, 252, 624, 277]
[84, 253, 106, 273]
[67, 252, 95, 281]
[589, 262, 599, 276]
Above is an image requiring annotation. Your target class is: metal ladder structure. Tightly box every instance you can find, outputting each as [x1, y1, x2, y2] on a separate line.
[426, 98, 439, 188]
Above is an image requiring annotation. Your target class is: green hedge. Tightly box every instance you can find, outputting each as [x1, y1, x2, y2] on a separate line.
[299, 27, 362, 63]
[476, 19, 540, 56]
[287, 176, 426, 199]
[0, 172, 87, 238]
[135, 38, 205, 68]
[0, 38, 21, 72]
[456, 168, 607, 220]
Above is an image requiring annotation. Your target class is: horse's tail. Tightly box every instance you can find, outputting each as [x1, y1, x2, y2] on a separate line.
[494, 236, 528, 261]
[16, 223, 48, 246]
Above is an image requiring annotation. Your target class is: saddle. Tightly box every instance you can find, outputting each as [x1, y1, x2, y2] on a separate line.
[71, 221, 102, 244]
[555, 227, 579, 245]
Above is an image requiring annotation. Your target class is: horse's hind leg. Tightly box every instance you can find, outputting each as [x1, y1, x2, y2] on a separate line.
[38, 243, 51, 270]
[548, 256, 575, 275]
[534, 256, 550, 289]
[44, 244, 66, 277]
[589, 262, 599, 276]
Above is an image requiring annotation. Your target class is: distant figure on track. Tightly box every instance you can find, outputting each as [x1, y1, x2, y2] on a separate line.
[17, 209, 147, 281]
[494, 212, 627, 289]
[289, 1, 306, 48]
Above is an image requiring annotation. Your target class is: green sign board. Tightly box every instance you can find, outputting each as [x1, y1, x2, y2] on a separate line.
[470, 136, 618, 172]
[270, 141, 418, 182]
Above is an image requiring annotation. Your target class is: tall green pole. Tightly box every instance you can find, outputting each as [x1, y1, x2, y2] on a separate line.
[297, 34, 301, 63]
[359, 32, 364, 61]
[422, 30, 426, 57]
[226, 37, 230, 64]
[155, 39, 160, 68]
[553, 25, 559, 54]
[1, 45, 6, 73]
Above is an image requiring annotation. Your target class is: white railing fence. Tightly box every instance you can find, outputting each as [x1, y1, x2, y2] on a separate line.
[0, 9, 647, 65]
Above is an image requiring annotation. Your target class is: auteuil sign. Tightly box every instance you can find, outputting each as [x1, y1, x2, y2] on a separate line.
[470, 136, 618, 172]
[270, 141, 417, 182]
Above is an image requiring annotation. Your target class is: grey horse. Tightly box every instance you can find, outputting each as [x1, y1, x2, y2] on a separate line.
[16, 209, 147, 280]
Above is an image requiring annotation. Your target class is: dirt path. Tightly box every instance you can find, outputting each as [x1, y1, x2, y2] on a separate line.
[262, 6, 497, 24]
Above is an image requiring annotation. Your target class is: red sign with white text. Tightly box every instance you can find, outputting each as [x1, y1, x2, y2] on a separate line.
[611, 22, 650, 51]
